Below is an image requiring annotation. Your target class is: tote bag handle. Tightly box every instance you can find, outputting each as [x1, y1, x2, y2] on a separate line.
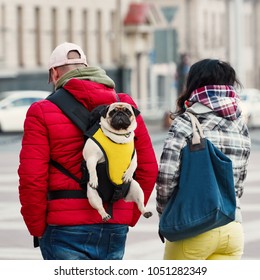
[186, 112, 205, 144]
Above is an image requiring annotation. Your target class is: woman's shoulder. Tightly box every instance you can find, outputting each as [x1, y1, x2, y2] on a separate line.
[168, 112, 194, 138]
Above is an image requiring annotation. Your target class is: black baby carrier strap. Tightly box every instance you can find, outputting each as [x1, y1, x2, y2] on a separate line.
[47, 88, 91, 132]
[46, 88, 129, 213]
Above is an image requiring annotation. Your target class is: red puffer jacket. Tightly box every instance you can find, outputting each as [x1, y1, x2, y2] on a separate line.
[18, 78, 158, 238]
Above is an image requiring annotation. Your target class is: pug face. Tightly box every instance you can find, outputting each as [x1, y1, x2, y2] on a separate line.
[107, 103, 139, 130]
[100, 102, 140, 143]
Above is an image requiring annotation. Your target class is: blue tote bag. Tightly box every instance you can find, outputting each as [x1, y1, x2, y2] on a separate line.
[159, 112, 236, 242]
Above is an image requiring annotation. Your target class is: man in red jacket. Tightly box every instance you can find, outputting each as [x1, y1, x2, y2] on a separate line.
[18, 42, 158, 260]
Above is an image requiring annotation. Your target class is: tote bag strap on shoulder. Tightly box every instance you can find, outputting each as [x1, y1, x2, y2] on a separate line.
[186, 112, 205, 144]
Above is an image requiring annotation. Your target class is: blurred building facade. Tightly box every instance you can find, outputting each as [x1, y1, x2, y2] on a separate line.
[146, 0, 260, 109]
[0, 0, 259, 117]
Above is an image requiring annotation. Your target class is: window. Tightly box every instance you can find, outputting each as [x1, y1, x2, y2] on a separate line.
[82, 9, 88, 56]
[245, 14, 253, 47]
[211, 13, 216, 48]
[35, 7, 41, 66]
[0, 4, 6, 62]
[154, 29, 178, 63]
[110, 11, 117, 63]
[67, 8, 73, 42]
[219, 13, 225, 47]
[17, 6, 24, 67]
[51, 8, 58, 50]
[96, 10, 103, 64]
[204, 11, 208, 48]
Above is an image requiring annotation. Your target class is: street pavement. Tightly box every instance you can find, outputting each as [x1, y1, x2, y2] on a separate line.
[0, 122, 260, 260]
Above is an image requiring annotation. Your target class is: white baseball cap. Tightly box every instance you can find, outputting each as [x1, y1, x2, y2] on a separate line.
[48, 42, 87, 70]
[48, 42, 88, 82]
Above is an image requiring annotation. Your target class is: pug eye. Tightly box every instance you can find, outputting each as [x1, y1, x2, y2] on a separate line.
[109, 107, 132, 117]
[108, 109, 116, 117]
[123, 108, 132, 116]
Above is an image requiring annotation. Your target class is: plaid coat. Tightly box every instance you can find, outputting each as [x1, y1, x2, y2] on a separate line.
[156, 103, 251, 222]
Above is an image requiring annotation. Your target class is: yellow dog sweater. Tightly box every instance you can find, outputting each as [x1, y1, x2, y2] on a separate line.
[91, 127, 135, 185]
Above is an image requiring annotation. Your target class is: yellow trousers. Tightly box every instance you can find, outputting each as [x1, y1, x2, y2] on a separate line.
[164, 222, 244, 260]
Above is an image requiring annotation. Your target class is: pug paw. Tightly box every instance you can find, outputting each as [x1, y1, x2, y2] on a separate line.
[88, 182, 98, 190]
[102, 214, 111, 222]
[123, 172, 133, 183]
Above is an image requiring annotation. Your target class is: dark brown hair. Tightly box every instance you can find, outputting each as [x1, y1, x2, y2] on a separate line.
[174, 59, 242, 116]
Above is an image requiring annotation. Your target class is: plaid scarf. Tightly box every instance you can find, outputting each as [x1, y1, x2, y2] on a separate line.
[185, 85, 241, 120]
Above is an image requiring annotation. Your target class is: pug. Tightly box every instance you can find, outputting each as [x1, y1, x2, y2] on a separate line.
[82, 102, 152, 222]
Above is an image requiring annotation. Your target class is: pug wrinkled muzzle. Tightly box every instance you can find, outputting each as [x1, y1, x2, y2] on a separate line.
[110, 111, 131, 130]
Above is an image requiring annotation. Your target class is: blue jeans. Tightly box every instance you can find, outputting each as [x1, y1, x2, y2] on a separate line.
[39, 224, 129, 260]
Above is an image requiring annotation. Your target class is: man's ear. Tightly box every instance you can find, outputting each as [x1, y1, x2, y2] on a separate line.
[132, 106, 140, 117]
[50, 67, 60, 83]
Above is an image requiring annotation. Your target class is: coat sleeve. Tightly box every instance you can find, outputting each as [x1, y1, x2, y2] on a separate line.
[118, 94, 158, 226]
[18, 101, 50, 237]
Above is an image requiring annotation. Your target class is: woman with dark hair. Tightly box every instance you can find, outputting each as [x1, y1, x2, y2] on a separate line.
[156, 59, 251, 260]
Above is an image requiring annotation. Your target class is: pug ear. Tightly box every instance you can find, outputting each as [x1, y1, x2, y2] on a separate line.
[132, 106, 140, 117]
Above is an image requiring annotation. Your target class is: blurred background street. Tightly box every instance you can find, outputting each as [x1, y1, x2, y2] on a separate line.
[1, 0, 260, 261]
[0, 121, 259, 260]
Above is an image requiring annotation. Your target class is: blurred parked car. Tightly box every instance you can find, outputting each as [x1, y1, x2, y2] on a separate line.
[0, 90, 50, 132]
[239, 88, 260, 128]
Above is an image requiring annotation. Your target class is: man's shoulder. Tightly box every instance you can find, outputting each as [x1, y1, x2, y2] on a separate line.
[117, 93, 137, 107]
